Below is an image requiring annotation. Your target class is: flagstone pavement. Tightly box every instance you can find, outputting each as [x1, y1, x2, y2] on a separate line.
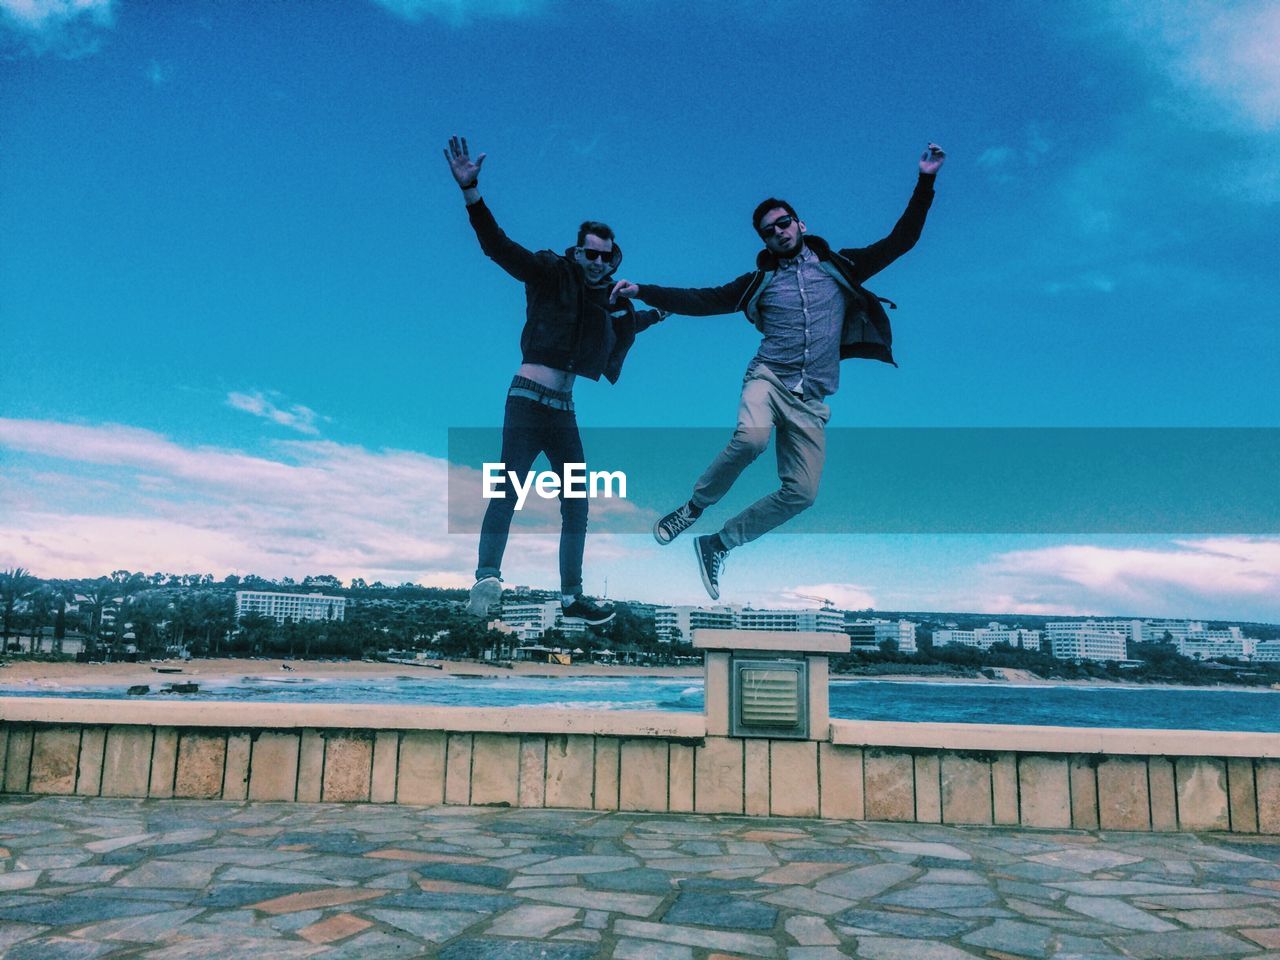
[2, 795, 1280, 959]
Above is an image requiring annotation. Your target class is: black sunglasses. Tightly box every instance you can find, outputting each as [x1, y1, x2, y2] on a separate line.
[758, 215, 796, 238]
[578, 247, 613, 262]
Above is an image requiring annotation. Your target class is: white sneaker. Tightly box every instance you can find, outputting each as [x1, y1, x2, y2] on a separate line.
[467, 576, 502, 618]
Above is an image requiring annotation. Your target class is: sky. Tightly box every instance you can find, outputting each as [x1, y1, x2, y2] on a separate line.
[1, 0, 1278, 621]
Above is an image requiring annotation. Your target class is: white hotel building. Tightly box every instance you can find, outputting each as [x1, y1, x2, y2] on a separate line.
[934, 622, 1042, 652]
[1179, 626, 1255, 661]
[1045, 618, 1267, 664]
[1129, 619, 1262, 662]
[234, 591, 346, 625]
[654, 605, 845, 643]
[1044, 621, 1129, 662]
[1253, 641, 1280, 663]
[740, 607, 846, 634]
[499, 601, 587, 641]
[845, 618, 919, 654]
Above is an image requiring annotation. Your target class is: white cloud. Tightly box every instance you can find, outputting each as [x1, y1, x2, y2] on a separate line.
[145, 59, 169, 86]
[1101, 0, 1280, 133]
[976, 125, 1052, 183]
[369, 0, 543, 26]
[227, 390, 325, 436]
[1047, 3, 1280, 213]
[979, 537, 1280, 620]
[768, 583, 877, 611]
[0, 416, 644, 592]
[0, 0, 114, 57]
[1044, 271, 1116, 295]
[0, 417, 471, 584]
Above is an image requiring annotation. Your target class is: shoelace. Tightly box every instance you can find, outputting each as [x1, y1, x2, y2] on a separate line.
[709, 547, 727, 581]
[664, 507, 696, 535]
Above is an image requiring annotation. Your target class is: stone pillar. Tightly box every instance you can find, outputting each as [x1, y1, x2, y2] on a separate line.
[693, 629, 846, 741]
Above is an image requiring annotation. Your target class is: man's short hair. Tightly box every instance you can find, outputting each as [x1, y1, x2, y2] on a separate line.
[752, 198, 798, 231]
[577, 220, 614, 246]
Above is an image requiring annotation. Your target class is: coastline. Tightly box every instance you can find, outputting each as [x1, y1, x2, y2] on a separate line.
[0, 658, 1273, 694]
[0, 658, 703, 688]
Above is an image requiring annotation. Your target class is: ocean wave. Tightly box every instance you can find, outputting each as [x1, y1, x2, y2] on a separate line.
[511, 699, 667, 711]
[829, 678, 1277, 694]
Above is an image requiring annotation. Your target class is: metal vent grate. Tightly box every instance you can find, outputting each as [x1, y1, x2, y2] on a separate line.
[730, 657, 809, 738]
[738, 667, 800, 727]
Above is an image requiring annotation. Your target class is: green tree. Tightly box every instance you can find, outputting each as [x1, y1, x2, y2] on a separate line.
[25, 585, 57, 654]
[235, 612, 277, 656]
[0, 567, 38, 652]
[125, 591, 173, 659]
[302, 574, 342, 591]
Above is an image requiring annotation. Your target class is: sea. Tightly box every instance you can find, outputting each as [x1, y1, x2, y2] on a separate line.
[2, 674, 1278, 732]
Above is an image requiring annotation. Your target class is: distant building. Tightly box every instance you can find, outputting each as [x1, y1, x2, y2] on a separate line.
[498, 601, 586, 642]
[934, 622, 1042, 652]
[846, 618, 918, 654]
[1252, 641, 1280, 663]
[1045, 621, 1128, 662]
[1179, 626, 1253, 661]
[739, 606, 846, 634]
[624, 602, 658, 621]
[234, 591, 346, 625]
[1086, 620, 1145, 646]
[1141, 619, 1198, 644]
[655, 605, 736, 643]
[654, 604, 844, 643]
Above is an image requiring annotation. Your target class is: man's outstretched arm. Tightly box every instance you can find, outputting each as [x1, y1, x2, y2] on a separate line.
[609, 275, 754, 316]
[840, 142, 946, 284]
[445, 135, 551, 284]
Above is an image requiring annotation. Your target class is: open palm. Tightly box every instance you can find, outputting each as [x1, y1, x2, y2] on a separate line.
[444, 135, 486, 186]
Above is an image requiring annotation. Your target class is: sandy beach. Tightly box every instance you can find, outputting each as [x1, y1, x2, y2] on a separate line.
[0, 657, 702, 689]
[1, 658, 1271, 693]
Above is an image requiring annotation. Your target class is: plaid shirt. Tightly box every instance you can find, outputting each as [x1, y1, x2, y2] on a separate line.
[752, 244, 847, 400]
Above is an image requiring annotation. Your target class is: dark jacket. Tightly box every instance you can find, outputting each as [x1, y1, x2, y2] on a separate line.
[634, 172, 936, 367]
[466, 199, 667, 383]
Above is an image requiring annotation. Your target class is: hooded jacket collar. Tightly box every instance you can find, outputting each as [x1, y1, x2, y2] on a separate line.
[754, 235, 835, 271]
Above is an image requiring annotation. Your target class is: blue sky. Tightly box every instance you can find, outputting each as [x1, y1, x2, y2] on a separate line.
[2, 0, 1277, 620]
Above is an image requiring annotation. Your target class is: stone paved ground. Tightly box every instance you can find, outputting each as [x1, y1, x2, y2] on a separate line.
[2, 796, 1280, 959]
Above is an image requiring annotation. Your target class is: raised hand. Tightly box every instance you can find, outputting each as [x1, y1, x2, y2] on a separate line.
[444, 135, 486, 187]
[919, 142, 946, 175]
[610, 279, 639, 304]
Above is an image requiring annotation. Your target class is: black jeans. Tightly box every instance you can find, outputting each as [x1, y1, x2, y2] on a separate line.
[475, 395, 587, 596]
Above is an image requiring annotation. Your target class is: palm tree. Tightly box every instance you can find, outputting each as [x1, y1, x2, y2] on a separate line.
[0, 567, 38, 653]
[126, 591, 173, 660]
[77, 573, 142, 659]
[48, 579, 77, 656]
[236, 612, 276, 656]
[195, 592, 233, 656]
[25, 586, 56, 654]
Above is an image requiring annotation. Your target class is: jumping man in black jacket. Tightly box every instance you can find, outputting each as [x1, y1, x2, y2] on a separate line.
[446, 136, 666, 624]
[611, 144, 946, 599]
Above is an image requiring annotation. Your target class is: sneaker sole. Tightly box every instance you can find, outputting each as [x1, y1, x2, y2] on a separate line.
[466, 580, 502, 618]
[694, 539, 719, 601]
[653, 516, 673, 545]
[561, 611, 617, 627]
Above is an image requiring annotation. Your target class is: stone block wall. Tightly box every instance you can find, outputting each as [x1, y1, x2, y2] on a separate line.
[2, 720, 1277, 833]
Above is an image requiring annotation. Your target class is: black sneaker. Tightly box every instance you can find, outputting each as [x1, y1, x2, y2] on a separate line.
[561, 595, 616, 626]
[467, 576, 503, 618]
[653, 502, 700, 544]
[693, 535, 728, 600]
